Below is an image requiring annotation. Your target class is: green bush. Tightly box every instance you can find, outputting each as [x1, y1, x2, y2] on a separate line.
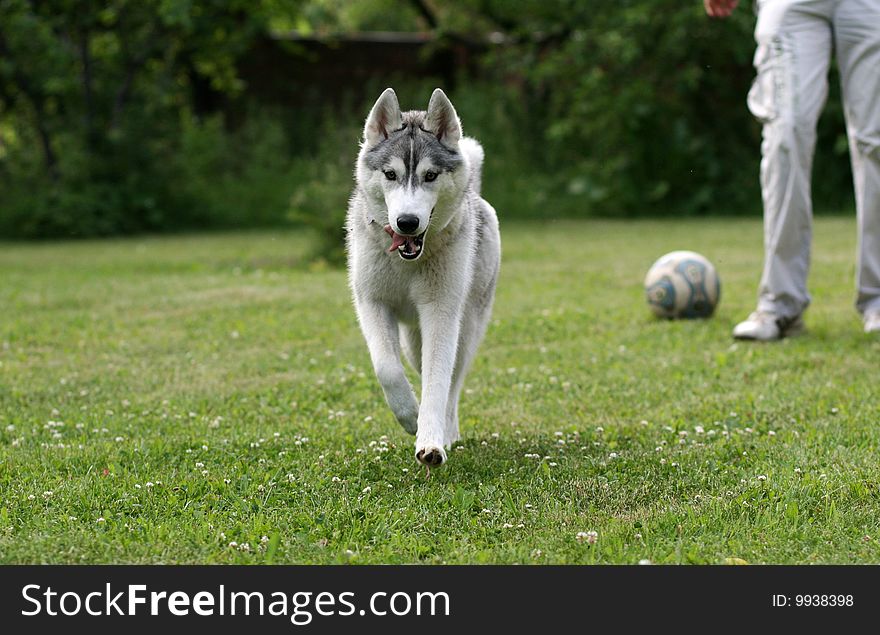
[0, 1, 856, 245]
[0, 0, 300, 239]
[0, 110, 299, 238]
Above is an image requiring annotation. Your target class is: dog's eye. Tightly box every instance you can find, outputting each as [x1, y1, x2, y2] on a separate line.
[424, 171, 437, 182]
[383, 170, 396, 181]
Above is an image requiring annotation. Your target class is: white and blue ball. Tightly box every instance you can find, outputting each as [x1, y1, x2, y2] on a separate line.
[644, 251, 720, 319]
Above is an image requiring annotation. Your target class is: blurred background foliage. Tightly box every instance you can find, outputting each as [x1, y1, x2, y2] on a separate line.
[0, 0, 854, 254]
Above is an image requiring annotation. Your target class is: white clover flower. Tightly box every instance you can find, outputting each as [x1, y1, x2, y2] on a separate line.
[195, 462, 205, 468]
[96, 517, 106, 523]
[228, 541, 238, 548]
[576, 531, 598, 544]
[261, 536, 269, 544]
[502, 523, 514, 529]
[638, 559, 652, 565]
[362, 486, 371, 493]
[757, 474, 767, 481]
[27, 494, 35, 501]
[42, 491, 53, 498]
[331, 476, 341, 483]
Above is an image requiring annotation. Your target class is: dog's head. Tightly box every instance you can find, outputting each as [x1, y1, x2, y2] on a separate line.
[356, 88, 468, 261]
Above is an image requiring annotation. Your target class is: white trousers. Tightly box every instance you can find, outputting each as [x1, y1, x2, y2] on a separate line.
[749, 0, 880, 317]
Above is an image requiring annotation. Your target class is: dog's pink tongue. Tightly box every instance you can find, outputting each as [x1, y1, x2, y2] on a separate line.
[384, 225, 407, 252]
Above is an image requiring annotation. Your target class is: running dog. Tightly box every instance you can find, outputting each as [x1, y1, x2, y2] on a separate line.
[346, 88, 501, 468]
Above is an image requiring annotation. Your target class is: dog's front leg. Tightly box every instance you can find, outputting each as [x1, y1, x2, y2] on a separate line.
[414, 304, 462, 467]
[356, 299, 419, 435]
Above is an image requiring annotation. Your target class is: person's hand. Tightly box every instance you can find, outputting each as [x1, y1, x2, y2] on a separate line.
[704, 0, 739, 17]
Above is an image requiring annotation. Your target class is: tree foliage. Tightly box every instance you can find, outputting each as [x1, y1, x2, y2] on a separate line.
[0, 0, 299, 237]
[0, 0, 854, 240]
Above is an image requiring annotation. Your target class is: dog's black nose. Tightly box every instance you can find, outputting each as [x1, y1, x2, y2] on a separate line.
[396, 215, 420, 234]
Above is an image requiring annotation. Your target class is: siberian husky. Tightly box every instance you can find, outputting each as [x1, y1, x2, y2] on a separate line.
[346, 88, 501, 468]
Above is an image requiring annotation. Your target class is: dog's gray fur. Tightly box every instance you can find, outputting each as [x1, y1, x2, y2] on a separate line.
[346, 88, 501, 467]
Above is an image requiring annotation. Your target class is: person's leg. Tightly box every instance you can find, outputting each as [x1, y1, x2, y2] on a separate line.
[833, 0, 880, 324]
[736, 0, 834, 339]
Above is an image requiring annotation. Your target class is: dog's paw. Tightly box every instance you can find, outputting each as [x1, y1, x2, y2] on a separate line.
[415, 444, 447, 467]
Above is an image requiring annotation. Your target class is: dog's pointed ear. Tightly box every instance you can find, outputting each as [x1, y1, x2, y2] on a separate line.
[425, 88, 461, 147]
[364, 88, 402, 148]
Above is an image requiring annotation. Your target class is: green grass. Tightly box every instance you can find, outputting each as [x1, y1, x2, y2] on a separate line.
[1, 217, 879, 564]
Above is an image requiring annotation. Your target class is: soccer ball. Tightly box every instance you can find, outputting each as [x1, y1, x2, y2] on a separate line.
[644, 251, 720, 319]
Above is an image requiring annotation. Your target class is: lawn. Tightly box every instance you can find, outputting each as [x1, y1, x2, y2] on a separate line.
[1, 217, 878, 564]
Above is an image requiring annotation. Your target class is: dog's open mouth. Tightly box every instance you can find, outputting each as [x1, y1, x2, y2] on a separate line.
[384, 225, 425, 261]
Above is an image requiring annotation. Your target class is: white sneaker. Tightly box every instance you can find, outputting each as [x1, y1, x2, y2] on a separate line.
[864, 310, 880, 333]
[732, 311, 804, 341]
